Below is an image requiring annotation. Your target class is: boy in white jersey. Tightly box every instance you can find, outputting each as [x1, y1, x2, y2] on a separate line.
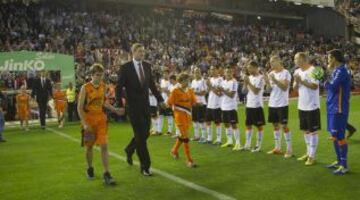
[220, 68, 242, 150]
[149, 88, 162, 136]
[159, 71, 174, 136]
[243, 61, 266, 152]
[265, 56, 293, 158]
[191, 67, 208, 142]
[293, 52, 321, 166]
[205, 66, 223, 145]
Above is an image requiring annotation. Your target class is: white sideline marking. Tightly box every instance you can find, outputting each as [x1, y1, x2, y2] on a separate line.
[47, 128, 237, 200]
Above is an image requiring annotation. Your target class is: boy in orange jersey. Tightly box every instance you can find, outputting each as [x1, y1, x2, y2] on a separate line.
[53, 83, 67, 128]
[167, 73, 198, 168]
[16, 85, 30, 131]
[77, 64, 124, 185]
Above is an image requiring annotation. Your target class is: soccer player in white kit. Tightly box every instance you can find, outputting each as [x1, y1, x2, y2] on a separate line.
[191, 67, 208, 142]
[265, 56, 293, 158]
[243, 61, 266, 152]
[293, 52, 321, 166]
[149, 89, 161, 136]
[220, 68, 242, 151]
[205, 66, 224, 145]
[159, 71, 174, 136]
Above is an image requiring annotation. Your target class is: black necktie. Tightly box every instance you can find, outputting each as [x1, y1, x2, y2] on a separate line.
[138, 62, 145, 85]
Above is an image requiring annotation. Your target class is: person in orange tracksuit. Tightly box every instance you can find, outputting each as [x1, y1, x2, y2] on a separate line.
[167, 73, 198, 168]
[16, 85, 30, 131]
[53, 83, 67, 128]
[77, 63, 124, 185]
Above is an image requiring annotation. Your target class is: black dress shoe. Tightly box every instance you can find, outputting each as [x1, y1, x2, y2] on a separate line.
[124, 149, 133, 166]
[141, 169, 153, 176]
[347, 129, 356, 139]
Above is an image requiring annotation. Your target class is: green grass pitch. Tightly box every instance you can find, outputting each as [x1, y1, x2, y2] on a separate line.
[1, 96, 359, 200]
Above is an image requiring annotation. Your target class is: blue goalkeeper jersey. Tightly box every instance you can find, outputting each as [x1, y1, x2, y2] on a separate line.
[325, 64, 351, 115]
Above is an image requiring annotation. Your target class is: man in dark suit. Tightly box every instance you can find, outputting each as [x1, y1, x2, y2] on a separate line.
[31, 70, 53, 129]
[116, 43, 165, 176]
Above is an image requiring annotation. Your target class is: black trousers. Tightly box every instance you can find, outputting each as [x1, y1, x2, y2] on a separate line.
[37, 101, 48, 127]
[67, 102, 75, 122]
[126, 113, 151, 171]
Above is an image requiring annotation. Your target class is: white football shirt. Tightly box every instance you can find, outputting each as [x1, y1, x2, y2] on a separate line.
[160, 79, 170, 101]
[191, 78, 207, 105]
[268, 69, 291, 108]
[221, 79, 238, 111]
[246, 75, 264, 108]
[294, 66, 320, 111]
[207, 76, 223, 109]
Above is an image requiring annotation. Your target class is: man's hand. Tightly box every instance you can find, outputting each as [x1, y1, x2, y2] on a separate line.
[83, 124, 94, 134]
[269, 74, 276, 82]
[263, 73, 269, 82]
[114, 107, 125, 116]
[159, 102, 167, 109]
[294, 74, 301, 83]
[206, 78, 211, 87]
[196, 102, 204, 106]
[243, 75, 250, 84]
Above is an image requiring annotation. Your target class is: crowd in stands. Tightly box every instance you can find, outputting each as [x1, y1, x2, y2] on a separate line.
[0, 1, 359, 111]
[336, 0, 360, 25]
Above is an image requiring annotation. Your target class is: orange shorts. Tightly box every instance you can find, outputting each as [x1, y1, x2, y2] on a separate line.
[174, 112, 192, 138]
[82, 112, 108, 147]
[55, 101, 66, 113]
[17, 108, 29, 120]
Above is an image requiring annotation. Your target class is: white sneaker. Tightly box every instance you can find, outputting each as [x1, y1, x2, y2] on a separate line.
[251, 146, 261, 153]
[221, 142, 233, 148]
[232, 143, 243, 151]
[244, 145, 251, 151]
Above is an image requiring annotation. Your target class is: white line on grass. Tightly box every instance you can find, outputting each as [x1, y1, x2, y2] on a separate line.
[47, 128, 237, 200]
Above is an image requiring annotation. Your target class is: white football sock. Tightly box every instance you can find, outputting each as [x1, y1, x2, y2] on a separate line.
[284, 131, 292, 153]
[156, 117, 162, 133]
[193, 122, 199, 139]
[159, 115, 164, 132]
[167, 116, 173, 133]
[226, 128, 233, 144]
[309, 133, 319, 159]
[274, 129, 281, 150]
[304, 133, 311, 156]
[175, 127, 180, 136]
[234, 128, 240, 145]
[216, 126, 222, 142]
[151, 118, 156, 131]
[205, 124, 212, 141]
[245, 129, 252, 148]
[256, 130, 263, 148]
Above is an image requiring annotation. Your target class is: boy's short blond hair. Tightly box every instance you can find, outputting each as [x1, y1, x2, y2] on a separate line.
[177, 73, 190, 83]
[90, 63, 104, 74]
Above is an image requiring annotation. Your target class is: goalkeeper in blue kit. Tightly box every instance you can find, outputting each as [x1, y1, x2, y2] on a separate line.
[325, 49, 351, 175]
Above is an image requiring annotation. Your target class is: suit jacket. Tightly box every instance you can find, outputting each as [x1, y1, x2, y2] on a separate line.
[31, 77, 52, 103]
[116, 60, 163, 121]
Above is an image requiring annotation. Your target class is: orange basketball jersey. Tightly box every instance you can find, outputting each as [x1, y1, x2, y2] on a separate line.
[84, 81, 106, 113]
[16, 93, 30, 111]
[167, 87, 197, 116]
